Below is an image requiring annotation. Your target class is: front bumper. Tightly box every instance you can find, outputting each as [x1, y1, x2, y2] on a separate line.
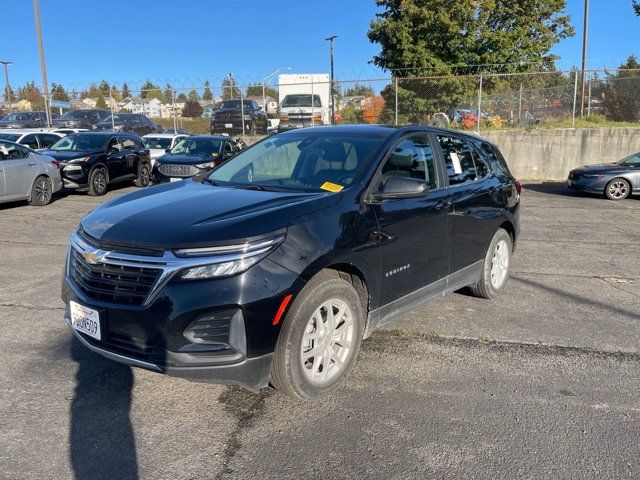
[566, 175, 606, 194]
[210, 119, 253, 134]
[278, 120, 325, 131]
[151, 165, 212, 184]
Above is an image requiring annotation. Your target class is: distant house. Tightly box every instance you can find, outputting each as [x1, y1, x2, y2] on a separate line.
[201, 103, 221, 118]
[338, 95, 367, 110]
[119, 97, 162, 117]
[160, 102, 185, 119]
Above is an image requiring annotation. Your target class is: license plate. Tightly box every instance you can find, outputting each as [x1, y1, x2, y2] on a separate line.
[70, 300, 101, 340]
[225, 123, 233, 128]
[169, 177, 181, 182]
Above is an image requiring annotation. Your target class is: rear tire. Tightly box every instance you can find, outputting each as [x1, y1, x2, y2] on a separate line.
[469, 228, 512, 299]
[604, 178, 630, 201]
[270, 270, 365, 400]
[29, 175, 53, 206]
[88, 167, 108, 196]
[134, 162, 151, 188]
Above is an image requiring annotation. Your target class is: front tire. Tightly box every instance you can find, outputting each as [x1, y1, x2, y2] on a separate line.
[88, 167, 108, 196]
[134, 162, 151, 188]
[29, 175, 53, 206]
[469, 228, 512, 299]
[271, 270, 365, 400]
[605, 178, 630, 201]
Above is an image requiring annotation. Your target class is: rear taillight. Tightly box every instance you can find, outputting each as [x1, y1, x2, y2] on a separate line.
[51, 160, 61, 167]
[515, 181, 522, 194]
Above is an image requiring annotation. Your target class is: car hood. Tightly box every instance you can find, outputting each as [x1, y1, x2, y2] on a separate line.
[574, 163, 628, 174]
[80, 179, 341, 249]
[156, 153, 217, 165]
[41, 150, 102, 161]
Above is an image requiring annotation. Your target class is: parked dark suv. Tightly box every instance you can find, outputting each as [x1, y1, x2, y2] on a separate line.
[210, 100, 268, 136]
[43, 131, 151, 195]
[95, 113, 158, 136]
[54, 109, 111, 129]
[0, 111, 58, 129]
[62, 125, 520, 399]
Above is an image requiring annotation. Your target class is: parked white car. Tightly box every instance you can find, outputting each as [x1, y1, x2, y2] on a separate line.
[0, 139, 63, 206]
[142, 133, 188, 165]
[0, 129, 65, 151]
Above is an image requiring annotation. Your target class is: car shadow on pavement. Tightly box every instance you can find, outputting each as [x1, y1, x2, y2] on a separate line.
[522, 182, 595, 198]
[69, 337, 139, 480]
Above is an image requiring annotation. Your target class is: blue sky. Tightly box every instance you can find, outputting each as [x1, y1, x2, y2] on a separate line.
[3, 0, 639, 91]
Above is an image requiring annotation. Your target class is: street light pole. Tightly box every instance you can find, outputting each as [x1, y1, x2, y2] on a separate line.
[580, 0, 590, 117]
[0, 61, 12, 113]
[33, 0, 52, 126]
[262, 66, 291, 114]
[325, 35, 338, 125]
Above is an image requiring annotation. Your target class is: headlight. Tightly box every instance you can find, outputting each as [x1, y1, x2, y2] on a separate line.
[195, 162, 216, 169]
[68, 156, 90, 164]
[176, 235, 285, 280]
[583, 173, 605, 178]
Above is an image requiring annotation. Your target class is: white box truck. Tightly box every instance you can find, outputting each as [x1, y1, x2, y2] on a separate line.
[278, 73, 330, 131]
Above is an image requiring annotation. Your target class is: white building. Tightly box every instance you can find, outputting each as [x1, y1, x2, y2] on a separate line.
[120, 98, 162, 117]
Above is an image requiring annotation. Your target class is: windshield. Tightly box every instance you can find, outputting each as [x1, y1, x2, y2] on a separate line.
[60, 110, 94, 120]
[617, 153, 640, 166]
[2, 112, 37, 121]
[208, 133, 385, 192]
[143, 137, 173, 149]
[170, 137, 222, 157]
[49, 134, 108, 152]
[219, 100, 253, 110]
[282, 94, 322, 108]
[0, 133, 21, 142]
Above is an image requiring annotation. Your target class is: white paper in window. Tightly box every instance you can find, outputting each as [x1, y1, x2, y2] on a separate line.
[450, 152, 463, 174]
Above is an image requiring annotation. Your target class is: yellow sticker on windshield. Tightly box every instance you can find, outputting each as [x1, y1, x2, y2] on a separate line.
[321, 182, 344, 192]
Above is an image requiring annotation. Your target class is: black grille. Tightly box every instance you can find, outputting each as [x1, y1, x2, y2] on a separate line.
[69, 248, 162, 306]
[159, 164, 198, 177]
[78, 226, 164, 257]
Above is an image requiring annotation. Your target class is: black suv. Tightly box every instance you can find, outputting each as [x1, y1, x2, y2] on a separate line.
[0, 111, 58, 129]
[62, 125, 520, 399]
[54, 109, 111, 129]
[210, 100, 268, 136]
[95, 113, 158, 136]
[43, 131, 151, 195]
[152, 135, 245, 183]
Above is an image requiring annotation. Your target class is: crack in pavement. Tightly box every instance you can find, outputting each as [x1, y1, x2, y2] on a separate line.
[375, 330, 640, 362]
[512, 271, 639, 281]
[0, 303, 65, 311]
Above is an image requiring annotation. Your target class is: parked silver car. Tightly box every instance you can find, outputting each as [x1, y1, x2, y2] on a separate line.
[0, 140, 63, 206]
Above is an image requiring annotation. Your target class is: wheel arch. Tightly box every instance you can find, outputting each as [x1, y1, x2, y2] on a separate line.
[498, 220, 516, 248]
[28, 173, 53, 201]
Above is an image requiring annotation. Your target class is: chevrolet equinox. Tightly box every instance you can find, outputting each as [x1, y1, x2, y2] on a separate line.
[62, 125, 520, 400]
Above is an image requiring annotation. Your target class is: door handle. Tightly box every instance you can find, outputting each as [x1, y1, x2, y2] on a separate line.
[28, 162, 37, 166]
[435, 200, 453, 210]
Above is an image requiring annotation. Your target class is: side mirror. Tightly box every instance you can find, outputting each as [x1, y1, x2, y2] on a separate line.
[371, 177, 429, 201]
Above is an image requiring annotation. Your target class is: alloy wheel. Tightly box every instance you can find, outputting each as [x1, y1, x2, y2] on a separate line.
[35, 178, 51, 204]
[94, 171, 106, 193]
[490, 239, 509, 289]
[140, 165, 150, 186]
[300, 299, 355, 385]
[608, 181, 628, 199]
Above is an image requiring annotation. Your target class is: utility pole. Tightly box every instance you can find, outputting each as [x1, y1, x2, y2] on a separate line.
[580, 0, 590, 117]
[325, 35, 338, 125]
[0, 61, 12, 113]
[33, 0, 52, 126]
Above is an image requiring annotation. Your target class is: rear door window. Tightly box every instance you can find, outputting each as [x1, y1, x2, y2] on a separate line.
[38, 134, 62, 149]
[22, 134, 39, 150]
[437, 136, 477, 185]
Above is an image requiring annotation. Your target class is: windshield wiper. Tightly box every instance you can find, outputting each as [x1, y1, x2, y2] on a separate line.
[236, 184, 266, 191]
[203, 177, 220, 186]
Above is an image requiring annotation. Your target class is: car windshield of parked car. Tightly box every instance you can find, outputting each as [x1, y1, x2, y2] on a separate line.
[219, 100, 252, 110]
[208, 133, 384, 192]
[170, 137, 222, 157]
[49, 134, 108, 152]
[617, 153, 640, 166]
[0, 133, 21, 142]
[281, 94, 322, 108]
[59, 110, 93, 120]
[2, 112, 35, 121]
[143, 137, 172, 149]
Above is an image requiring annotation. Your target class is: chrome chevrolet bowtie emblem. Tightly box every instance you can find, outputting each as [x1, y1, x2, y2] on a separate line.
[83, 249, 109, 265]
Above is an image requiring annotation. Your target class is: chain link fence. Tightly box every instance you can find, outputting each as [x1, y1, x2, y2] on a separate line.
[3, 68, 639, 136]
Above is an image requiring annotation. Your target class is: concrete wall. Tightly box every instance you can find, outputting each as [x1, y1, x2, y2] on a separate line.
[478, 127, 640, 181]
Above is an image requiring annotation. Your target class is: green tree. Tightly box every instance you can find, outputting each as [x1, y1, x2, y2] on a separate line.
[81, 82, 100, 100]
[187, 89, 200, 101]
[182, 99, 203, 118]
[98, 80, 110, 95]
[202, 80, 213, 101]
[603, 55, 640, 122]
[122, 82, 131, 99]
[51, 83, 69, 101]
[368, 0, 575, 121]
[146, 89, 165, 102]
[140, 80, 160, 99]
[221, 76, 242, 100]
[634, 0, 640, 15]
[110, 86, 122, 101]
[164, 84, 174, 100]
[177, 92, 187, 102]
[246, 83, 278, 100]
[343, 82, 375, 97]
[95, 93, 107, 109]
[3, 85, 15, 102]
[19, 82, 45, 110]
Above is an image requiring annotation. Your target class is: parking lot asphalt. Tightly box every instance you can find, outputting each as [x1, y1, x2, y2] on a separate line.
[1, 183, 639, 479]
